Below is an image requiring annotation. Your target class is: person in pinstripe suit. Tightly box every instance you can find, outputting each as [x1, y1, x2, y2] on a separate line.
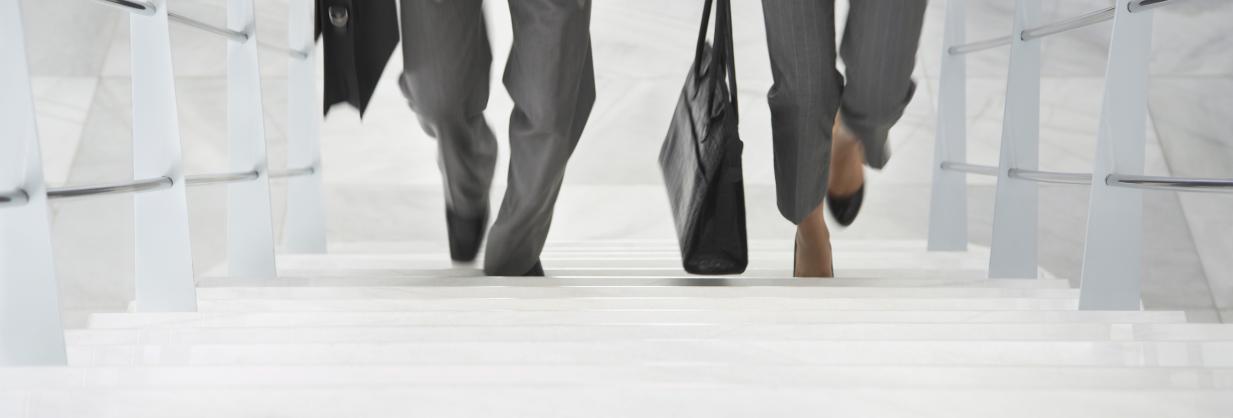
[761, 0, 927, 277]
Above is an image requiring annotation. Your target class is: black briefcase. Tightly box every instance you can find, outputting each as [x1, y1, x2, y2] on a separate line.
[315, 0, 400, 117]
[658, 0, 748, 275]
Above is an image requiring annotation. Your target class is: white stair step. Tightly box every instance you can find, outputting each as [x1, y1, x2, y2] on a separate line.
[86, 310, 1190, 329]
[63, 340, 1233, 367]
[195, 286, 1078, 300]
[193, 297, 1081, 312]
[274, 252, 997, 271]
[272, 267, 1002, 280]
[197, 276, 1074, 289]
[63, 323, 1233, 346]
[5, 365, 1233, 390]
[3, 387, 1229, 418]
[329, 239, 972, 254]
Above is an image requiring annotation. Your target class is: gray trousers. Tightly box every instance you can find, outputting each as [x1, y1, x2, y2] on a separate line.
[761, 0, 926, 223]
[398, 0, 595, 275]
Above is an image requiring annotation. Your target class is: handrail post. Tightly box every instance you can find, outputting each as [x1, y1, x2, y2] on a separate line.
[1078, 0, 1154, 310]
[0, 0, 68, 365]
[987, 0, 1042, 278]
[927, 0, 969, 251]
[227, 0, 278, 277]
[130, 0, 198, 311]
[283, 0, 328, 253]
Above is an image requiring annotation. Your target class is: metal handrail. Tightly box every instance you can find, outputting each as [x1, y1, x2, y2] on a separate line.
[940, 161, 999, 177]
[89, 0, 309, 58]
[950, 0, 1182, 55]
[948, 36, 1011, 55]
[1107, 174, 1233, 193]
[167, 11, 249, 42]
[94, 0, 156, 16]
[46, 177, 173, 200]
[1008, 168, 1093, 185]
[1129, 0, 1182, 13]
[270, 166, 316, 179]
[1021, 7, 1115, 41]
[186, 170, 260, 187]
[0, 189, 31, 208]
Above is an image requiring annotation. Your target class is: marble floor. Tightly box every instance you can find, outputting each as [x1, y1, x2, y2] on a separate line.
[14, 0, 1233, 322]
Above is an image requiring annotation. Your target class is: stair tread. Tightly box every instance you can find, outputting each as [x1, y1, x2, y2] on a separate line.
[64, 323, 1233, 345]
[85, 310, 1191, 329]
[64, 339, 1233, 367]
[194, 297, 1084, 312]
[197, 276, 1074, 289]
[273, 252, 1001, 271]
[195, 286, 1079, 300]
[4, 387, 1230, 418]
[5, 364, 1233, 390]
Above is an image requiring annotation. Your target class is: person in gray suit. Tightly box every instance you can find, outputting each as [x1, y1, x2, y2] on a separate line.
[398, 0, 595, 276]
[761, 0, 927, 277]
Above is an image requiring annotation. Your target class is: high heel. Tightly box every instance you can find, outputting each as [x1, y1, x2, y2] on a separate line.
[827, 185, 864, 227]
[792, 241, 798, 277]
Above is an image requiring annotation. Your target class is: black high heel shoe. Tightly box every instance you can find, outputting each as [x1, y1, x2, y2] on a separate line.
[446, 209, 488, 263]
[522, 261, 545, 277]
[827, 185, 864, 227]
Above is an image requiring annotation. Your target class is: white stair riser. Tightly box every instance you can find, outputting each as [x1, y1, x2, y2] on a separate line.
[85, 310, 1190, 329]
[198, 276, 1074, 289]
[194, 297, 1081, 312]
[274, 254, 995, 271]
[64, 340, 1233, 367]
[195, 286, 1078, 300]
[4, 365, 1232, 390]
[274, 268, 1000, 280]
[63, 323, 1233, 345]
[4, 388, 1228, 418]
[328, 239, 970, 254]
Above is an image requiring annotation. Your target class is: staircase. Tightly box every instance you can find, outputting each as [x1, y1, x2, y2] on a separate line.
[4, 240, 1232, 417]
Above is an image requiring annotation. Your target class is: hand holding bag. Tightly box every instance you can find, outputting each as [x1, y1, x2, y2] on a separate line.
[658, 0, 748, 275]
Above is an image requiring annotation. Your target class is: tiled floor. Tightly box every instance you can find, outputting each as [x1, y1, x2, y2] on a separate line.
[15, 0, 1233, 322]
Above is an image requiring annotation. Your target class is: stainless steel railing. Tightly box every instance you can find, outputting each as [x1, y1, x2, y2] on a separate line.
[1020, 7, 1114, 41]
[941, 0, 1230, 195]
[0, 189, 30, 208]
[0, 166, 317, 207]
[185, 170, 260, 187]
[94, 0, 308, 58]
[1107, 174, 1233, 193]
[940, 162, 999, 177]
[948, 0, 1176, 55]
[46, 177, 173, 201]
[1008, 169, 1093, 186]
[167, 11, 248, 42]
[270, 166, 316, 179]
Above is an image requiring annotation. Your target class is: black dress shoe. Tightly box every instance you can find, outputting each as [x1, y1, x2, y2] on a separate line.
[826, 185, 864, 227]
[522, 261, 545, 277]
[445, 209, 487, 262]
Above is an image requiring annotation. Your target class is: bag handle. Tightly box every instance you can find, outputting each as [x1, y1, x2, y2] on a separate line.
[691, 0, 739, 119]
[716, 0, 738, 118]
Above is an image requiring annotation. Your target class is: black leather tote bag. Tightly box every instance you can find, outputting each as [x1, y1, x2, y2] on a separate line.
[315, 0, 400, 117]
[658, 0, 748, 275]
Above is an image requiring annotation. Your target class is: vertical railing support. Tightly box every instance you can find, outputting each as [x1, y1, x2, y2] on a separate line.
[130, 0, 198, 311]
[927, 0, 969, 251]
[987, 0, 1042, 278]
[1079, 0, 1154, 310]
[283, 0, 328, 253]
[227, 0, 278, 277]
[0, 0, 68, 365]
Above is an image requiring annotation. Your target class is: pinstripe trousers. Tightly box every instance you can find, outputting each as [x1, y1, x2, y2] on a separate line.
[762, 0, 927, 224]
[398, 0, 596, 275]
